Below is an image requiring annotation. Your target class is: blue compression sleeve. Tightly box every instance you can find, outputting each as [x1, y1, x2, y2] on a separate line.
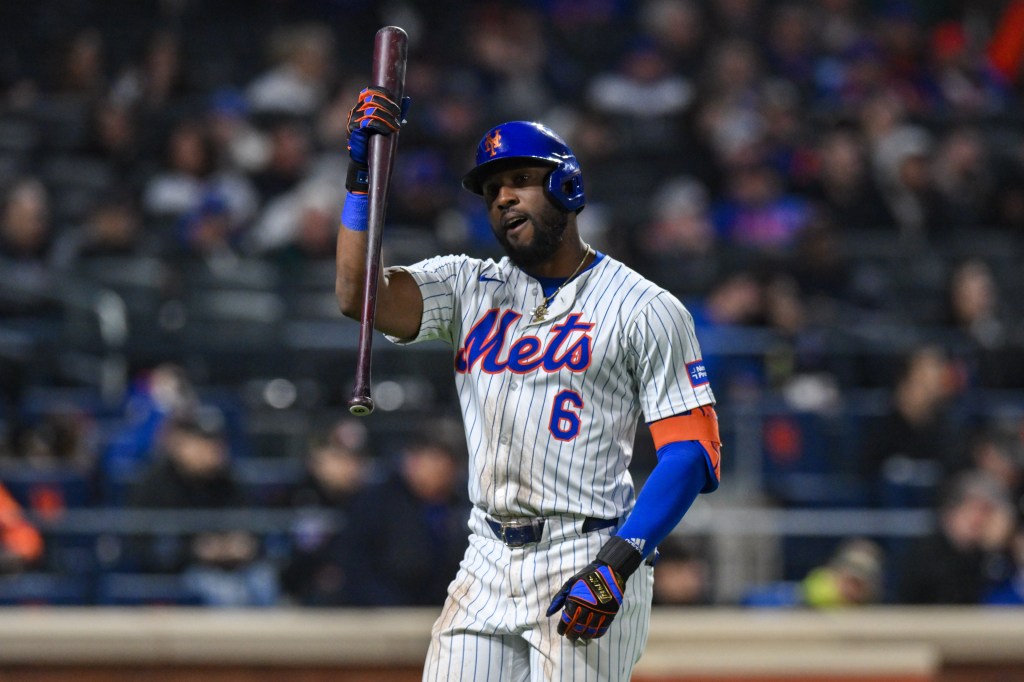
[341, 191, 369, 231]
[614, 440, 711, 559]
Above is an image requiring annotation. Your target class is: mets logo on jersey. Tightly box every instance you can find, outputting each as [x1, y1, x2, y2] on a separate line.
[483, 128, 503, 157]
[687, 360, 709, 387]
[455, 309, 593, 374]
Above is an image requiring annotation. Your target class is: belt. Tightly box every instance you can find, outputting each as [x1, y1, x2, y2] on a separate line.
[486, 516, 620, 548]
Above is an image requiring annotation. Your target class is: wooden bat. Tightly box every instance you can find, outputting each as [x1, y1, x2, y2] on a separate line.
[348, 26, 408, 417]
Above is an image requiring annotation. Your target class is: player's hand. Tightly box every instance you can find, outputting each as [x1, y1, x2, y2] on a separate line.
[546, 561, 624, 642]
[346, 86, 407, 164]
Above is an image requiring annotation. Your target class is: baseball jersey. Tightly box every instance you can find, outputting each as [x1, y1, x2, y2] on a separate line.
[388, 252, 715, 520]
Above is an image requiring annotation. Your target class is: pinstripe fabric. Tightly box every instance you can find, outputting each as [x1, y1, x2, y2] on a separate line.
[388, 253, 710, 681]
[423, 509, 653, 682]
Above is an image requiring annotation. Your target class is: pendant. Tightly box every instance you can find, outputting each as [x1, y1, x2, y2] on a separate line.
[531, 304, 548, 323]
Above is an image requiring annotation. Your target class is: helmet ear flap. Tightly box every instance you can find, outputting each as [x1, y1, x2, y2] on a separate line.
[546, 164, 585, 213]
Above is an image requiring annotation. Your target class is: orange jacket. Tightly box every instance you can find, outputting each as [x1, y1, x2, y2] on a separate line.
[0, 482, 44, 564]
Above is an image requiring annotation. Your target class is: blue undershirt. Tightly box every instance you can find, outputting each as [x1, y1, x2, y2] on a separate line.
[615, 440, 717, 559]
[533, 251, 605, 298]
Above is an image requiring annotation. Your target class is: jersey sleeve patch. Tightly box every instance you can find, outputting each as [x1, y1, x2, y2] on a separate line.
[686, 360, 709, 387]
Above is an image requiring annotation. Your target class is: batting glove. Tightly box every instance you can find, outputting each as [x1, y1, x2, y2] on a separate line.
[546, 536, 643, 642]
[345, 86, 410, 192]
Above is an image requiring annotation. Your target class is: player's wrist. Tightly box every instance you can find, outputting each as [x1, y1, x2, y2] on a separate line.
[346, 160, 370, 193]
[596, 536, 643, 580]
[341, 190, 369, 232]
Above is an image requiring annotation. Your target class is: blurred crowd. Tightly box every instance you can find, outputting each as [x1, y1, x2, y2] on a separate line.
[1, 0, 1024, 607]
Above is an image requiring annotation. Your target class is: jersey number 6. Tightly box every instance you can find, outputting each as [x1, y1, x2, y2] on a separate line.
[549, 389, 584, 441]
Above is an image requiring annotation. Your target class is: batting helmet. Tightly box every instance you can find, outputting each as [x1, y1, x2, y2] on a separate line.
[462, 121, 585, 213]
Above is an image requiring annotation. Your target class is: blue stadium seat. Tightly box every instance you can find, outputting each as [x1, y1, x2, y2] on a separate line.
[0, 465, 92, 511]
[95, 573, 203, 606]
[0, 573, 91, 606]
[760, 407, 869, 507]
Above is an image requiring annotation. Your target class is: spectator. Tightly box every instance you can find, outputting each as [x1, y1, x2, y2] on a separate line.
[343, 437, 469, 606]
[465, 4, 552, 122]
[984, 166, 1024, 235]
[638, 0, 708, 75]
[707, 0, 765, 41]
[802, 127, 895, 231]
[586, 39, 694, 154]
[872, 2, 940, 115]
[711, 162, 813, 254]
[985, 528, 1024, 605]
[694, 39, 764, 170]
[142, 118, 258, 231]
[0, 178, 57, 317]
[872, 124, 948, 241]
[279, 426, 370, 606]
[943, 259, 1024, 390]
[764, 3, 815, 91]
[800, 538, 884, 607]
[206, 88, 270, 175]
[51, 28, 106, 101]
[861, 344, 964, 505]
[742, 537, 884, 608]
[128, 412, 277, 606]
[84, 98, 144, 185]
[688, 269, 767, 400]
[246, 178, 343, 262]
[813, 0, 868, 58]
[0, 481, 44, 573]
[932, 128, 994, 231]
[0, 178, 53, 264]
[788, 220, 855, 311]
[175, 193, 242, 260]
[3, 408, 95, 475]
[963, 422, 1024, 519]
[897, 471, 1016, 604]
[928, 21, 1012, 117]
[652, 536, 713, 606]
[52, 190, 149, 266]
[249, 117, 314, 203]
[101, 364, 199, 481]
[109, 30, 188, 113]
[246, 24, 334, 117]
[639, 175, 717, 293]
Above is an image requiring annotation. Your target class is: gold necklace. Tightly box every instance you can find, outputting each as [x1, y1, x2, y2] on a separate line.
[531, 245, 592, 323]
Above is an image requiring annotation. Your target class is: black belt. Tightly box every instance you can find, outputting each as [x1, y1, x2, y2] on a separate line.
[486, 516, 620, 548]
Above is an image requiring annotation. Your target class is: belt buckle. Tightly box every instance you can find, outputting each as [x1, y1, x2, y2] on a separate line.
[498, 519, 543, 547]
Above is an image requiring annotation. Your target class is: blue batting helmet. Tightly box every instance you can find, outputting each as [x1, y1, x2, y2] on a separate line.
[462, 121, 585, 213]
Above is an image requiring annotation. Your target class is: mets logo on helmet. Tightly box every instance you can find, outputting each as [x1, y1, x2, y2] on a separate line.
[484, 128, 502, 157]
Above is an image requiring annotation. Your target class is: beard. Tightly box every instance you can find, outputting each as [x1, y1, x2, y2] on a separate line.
[495, 201, 569, 269]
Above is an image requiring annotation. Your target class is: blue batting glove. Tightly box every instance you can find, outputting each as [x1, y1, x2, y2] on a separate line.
[547, 562, 624, 642]
[348, 127, 369, 166]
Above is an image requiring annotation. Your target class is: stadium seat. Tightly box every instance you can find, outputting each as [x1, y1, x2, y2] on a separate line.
[95, 573, 203, 606]
[0, 573, 91, 606]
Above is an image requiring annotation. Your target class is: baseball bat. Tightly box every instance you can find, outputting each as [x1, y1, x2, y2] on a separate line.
[348, 26, 408, 417]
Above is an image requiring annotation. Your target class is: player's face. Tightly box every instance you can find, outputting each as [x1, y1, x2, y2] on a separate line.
[482, 165, 568, 269]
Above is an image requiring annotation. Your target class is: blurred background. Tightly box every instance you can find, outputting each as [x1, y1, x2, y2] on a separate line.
[0, 0, 1023, 616]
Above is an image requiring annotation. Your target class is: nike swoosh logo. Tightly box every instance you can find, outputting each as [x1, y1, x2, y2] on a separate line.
[478, 275, 504, 283]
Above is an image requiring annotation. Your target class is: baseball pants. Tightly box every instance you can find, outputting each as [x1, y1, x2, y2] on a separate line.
[423, 507, 654, 682]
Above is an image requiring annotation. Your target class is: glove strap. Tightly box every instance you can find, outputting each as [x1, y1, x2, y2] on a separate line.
[596, 536, 643, 580]
[346, 161, 369, 193]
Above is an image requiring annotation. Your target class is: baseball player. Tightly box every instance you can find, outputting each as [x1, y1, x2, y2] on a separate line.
[336, 87, 721, 681]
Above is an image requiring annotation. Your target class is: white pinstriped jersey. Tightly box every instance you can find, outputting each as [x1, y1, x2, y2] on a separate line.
[389, 252, 715, 520]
